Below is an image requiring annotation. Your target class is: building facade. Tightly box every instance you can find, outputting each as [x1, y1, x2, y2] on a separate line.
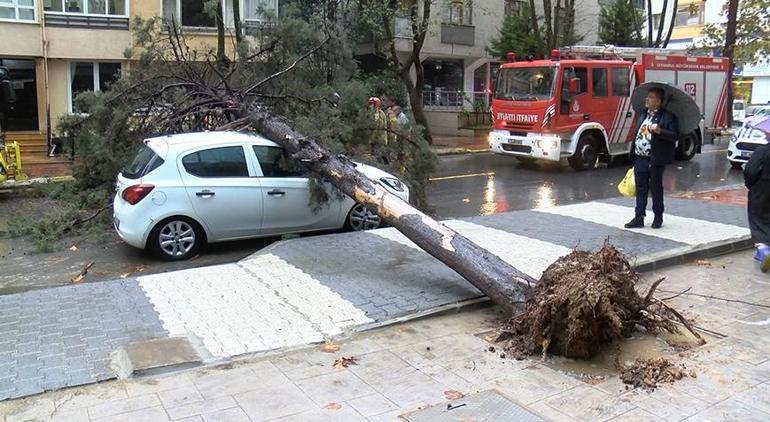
[648, 0, 769, 105]
[0, 0, 276, 162]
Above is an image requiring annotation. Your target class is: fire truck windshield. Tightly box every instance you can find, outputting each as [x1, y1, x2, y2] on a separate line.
[494, 67, 556, 101]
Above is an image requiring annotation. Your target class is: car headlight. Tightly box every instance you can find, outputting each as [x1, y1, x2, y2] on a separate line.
[380, 177, 405, 192]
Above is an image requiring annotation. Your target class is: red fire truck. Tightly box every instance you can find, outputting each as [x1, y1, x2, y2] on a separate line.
[489, 45, 731, 170]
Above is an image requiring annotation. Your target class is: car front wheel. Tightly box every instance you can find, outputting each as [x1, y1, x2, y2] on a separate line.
[346, 204, 382, 231]
[148, 216, 204, 261]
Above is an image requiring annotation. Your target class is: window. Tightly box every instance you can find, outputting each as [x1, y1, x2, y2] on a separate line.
[244, 0, 277, 22]
[163, 0, 226, 28]
[69, 62, 122, 113]
[0, 58, 38, 131]
[253, 146, 305, 177]
[504, 0, 524, 16]
[592, 68, 608, 97]
[675, 4, 703, 27]
[123, 145, 164, 179]
[0, 0, 36, 21]
[43, 0, 127, 16]
[445, 0, 472, 25]
[182, 146, 249, 178]
[562, 67, 587, 94]
[611, 67, 630, 96]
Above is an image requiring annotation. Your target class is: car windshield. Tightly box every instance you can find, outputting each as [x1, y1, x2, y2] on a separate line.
[123, 145, 163, 179]
[734, 102, 744, 110]
[494, 66, 556, 101]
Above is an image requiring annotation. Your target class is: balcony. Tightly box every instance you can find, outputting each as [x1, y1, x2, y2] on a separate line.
[44, 13, 128, 30]
[441, 23, 474, 46]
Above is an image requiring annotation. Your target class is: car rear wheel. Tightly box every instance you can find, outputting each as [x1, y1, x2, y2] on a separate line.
[148, 216, 204, 261]
[346, 204, 381, 231]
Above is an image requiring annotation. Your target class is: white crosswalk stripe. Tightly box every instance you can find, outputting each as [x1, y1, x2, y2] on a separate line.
[534, 202, 749, 245]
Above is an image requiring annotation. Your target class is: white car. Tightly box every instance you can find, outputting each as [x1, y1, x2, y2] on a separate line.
[732, 99, 745, 124]
[113, 132, 409, 260]
[727, 123, 770, 169]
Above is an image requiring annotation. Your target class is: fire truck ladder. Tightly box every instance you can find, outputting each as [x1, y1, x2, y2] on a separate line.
[559, 45, 690, 60]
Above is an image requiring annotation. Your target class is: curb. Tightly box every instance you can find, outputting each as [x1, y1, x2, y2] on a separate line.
[347, 234, 756, 333]
[433, 147, 490, 156]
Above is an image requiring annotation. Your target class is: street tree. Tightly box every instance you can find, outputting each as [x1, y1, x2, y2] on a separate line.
[357, 0, 435, 145]
[487, 3, 544, 59]
[598, 0, 645, 47]
[699, 0, 770, 124]
[59, 1, 534, 315]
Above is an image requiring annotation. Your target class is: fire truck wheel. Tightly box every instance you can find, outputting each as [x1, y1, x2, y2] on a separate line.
[675, 133, 697, 161]
[568, 135, 599, 171]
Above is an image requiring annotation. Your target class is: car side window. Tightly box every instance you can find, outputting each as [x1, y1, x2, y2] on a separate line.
[252, 145, 305, 177]
[592, 67, 608, 97]
[182, 146, 249, 178]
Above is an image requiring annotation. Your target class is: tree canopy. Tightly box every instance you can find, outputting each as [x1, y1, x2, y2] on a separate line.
[700, 0, 770, 66]
[598, 0, 645, 47]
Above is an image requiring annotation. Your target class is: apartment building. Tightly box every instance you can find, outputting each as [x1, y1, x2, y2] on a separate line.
[0, 0, 276, 163]
[359, 0, 602, 136]
[649, 0, 769, 105]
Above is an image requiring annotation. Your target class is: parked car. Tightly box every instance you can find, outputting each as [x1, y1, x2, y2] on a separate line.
[113, 132, 410, 260]
[745, 105, 770, 120]
[727, 118, 770, 169]
[733, 99, 745, 124]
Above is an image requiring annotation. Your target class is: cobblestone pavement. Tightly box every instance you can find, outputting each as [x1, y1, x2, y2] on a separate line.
[1, 250, 768, 421]
[0, 196, 751, 400]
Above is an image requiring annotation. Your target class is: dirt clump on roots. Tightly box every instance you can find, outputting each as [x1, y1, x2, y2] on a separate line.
[495, 243, 682, 360]
[619, 357, 696, 391]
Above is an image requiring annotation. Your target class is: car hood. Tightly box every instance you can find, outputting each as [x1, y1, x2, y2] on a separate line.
[353, 162, 398, 180]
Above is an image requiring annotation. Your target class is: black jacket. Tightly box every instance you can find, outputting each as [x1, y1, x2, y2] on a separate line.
[745, 143, 770, 218]
[629, 108, 679, 165]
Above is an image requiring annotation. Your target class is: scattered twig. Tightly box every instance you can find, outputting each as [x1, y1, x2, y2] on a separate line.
[244, 35, 332, 95]
[71, 262, 95, 284]
[643, 276, 667, 303]
[653, 298, 706, 345]
[657, 289, 770, 309]
[659, 286, 692, 301]
[62, 205, 113, 234]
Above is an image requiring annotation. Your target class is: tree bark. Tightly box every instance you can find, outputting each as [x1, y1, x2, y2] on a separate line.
[543, 0, 554, 50]
[724, 0, 739, 127]
[233, 0, 243, 47]
[646, 0, 654, 46]
[527, 0, 543, 56]
[553, 0, 561, 48]
[661, 0, 677, 48]
[654, 0, 668, 47]
[216, 1, 226, 63]
[244, 109, 535, 316]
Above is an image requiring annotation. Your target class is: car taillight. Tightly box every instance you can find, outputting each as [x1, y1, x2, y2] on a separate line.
[121, 184, 154, 205]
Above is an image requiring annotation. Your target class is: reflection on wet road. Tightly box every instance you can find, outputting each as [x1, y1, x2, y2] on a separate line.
[426, 144, 743, 219]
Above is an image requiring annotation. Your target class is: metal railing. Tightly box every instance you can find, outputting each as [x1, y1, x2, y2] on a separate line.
[422, 91, 491, 110]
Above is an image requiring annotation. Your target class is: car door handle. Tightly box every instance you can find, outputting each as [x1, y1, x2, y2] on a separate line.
[626, 111, 633, 118]
[583, 114, 590, 120]
[267, 189, 285, 196]
[195, 190, 215, 197]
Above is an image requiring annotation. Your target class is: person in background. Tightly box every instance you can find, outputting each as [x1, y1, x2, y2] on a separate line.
[392, 105, 410, 128]
[625, 87, 679, 229]
[744, 138, 770, 272]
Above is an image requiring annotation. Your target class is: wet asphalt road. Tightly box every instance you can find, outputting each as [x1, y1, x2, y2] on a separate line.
[427, 142, 742, 219]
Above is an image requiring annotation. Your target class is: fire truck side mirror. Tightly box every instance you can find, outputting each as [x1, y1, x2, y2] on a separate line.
[568, 78, 579, 95]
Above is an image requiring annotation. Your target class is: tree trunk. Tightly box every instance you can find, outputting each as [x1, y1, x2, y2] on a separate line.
[553, 0, 561, 48]
[654, 0, 668, 47]
[661, 0, 677, 48]
[527, 0, 543, 56]
[401, 66, 432, 145]
[543, 0, 554, 50]
[233, 0, 243, 47]
[216, 1, 226, 63]
[724, 0, 739, 127]
[646, 0, 653, 47]
[245, 109, 535, 316]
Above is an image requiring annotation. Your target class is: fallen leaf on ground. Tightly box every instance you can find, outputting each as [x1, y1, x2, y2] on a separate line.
[70, 274, 84, 284]
[320, 343, 340, 353]
[462, 198, 470, 203]
[119, 273, 130, 278]
[69, 245, 77, 251]
[444, 390, 465, 400]
[332, 356, 358, 369]
[695, 259, 712, 267]
[322, 402, 342, 410]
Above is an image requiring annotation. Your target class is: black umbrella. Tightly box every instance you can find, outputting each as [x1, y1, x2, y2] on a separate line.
[631, 82, 701, 135]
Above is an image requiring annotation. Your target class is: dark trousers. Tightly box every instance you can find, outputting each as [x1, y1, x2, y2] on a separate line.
[634, 157, 665, 217]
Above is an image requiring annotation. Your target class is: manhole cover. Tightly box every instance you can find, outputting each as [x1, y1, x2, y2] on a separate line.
[401, 389, 544, 421]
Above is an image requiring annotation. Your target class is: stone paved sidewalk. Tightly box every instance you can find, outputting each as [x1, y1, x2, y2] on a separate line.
[0, 196, 752, 400]
[1, 250, 768, 421]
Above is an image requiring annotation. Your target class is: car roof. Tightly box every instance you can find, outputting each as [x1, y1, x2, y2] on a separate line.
[145, 131, 279, 156]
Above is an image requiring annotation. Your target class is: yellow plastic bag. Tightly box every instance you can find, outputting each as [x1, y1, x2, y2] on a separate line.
[618, 168, 636, 198]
